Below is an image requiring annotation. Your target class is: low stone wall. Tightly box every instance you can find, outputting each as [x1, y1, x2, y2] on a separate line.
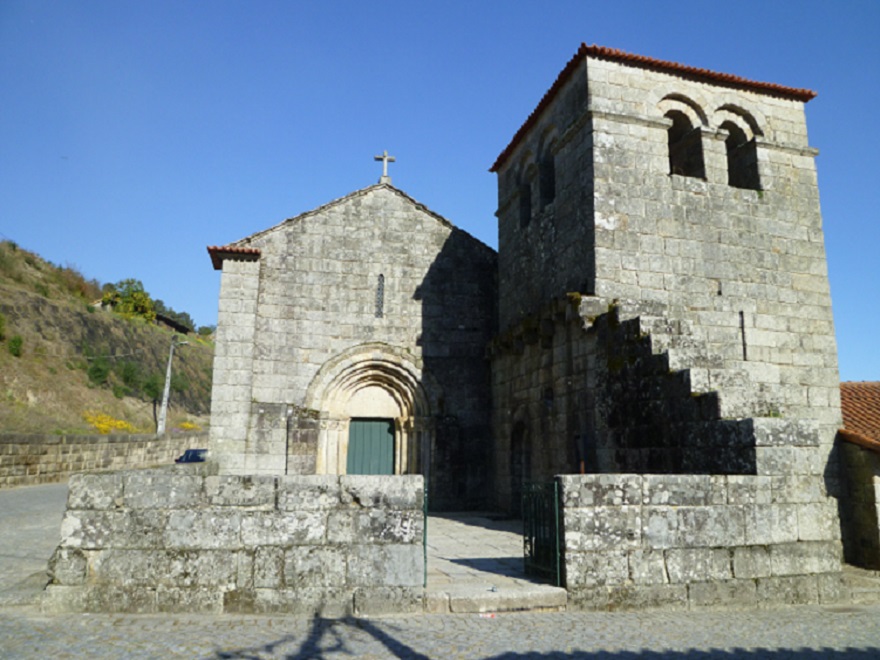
[559, 474, 844, 610]
[43, 472, 425, 616]
[0, 432, 208, 489]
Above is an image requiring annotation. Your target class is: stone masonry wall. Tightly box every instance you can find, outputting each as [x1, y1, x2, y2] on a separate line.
[838, 442, 880, 569]
[560, 474, 843, 610]
[43, 472, 425, 616]
[209, 185, 496, 510]
[0, 432, 207, 489]
[493, 53, 841, 491]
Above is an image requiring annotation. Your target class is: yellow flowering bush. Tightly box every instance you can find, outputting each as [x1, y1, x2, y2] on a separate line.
[83, 411, 136, 434]
[178, 421, 201, 431]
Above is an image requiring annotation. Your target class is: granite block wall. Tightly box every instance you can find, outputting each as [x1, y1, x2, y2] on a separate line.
[209, 185, 496, 510]
[838, 442, 880, 569]
[43, 472, 425, 616]
[0, 432, 207, 489]
[559, 474, 843, 610]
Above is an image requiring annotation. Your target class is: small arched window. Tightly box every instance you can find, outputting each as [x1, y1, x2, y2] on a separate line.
[375, 274, 385, 318]
[666, 111, 705, 179]
[519, 181, 532, 228]
[721, 121, 760, 190]
[539, 151, 556, 208]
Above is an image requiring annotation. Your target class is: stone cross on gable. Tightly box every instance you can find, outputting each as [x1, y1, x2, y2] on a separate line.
[374, 150, 396, 184]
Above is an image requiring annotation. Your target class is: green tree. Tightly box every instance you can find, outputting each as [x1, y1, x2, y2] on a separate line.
[102, 279, 156, 322]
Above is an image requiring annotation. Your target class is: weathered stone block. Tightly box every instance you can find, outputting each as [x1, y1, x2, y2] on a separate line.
[240, 511, 326, 546]
[732, 545, 771, 579]
[165, 510, 242, 549]
[563, 505, 640, 552]
[797, 501, 840, 541]
[642, 475, 724, 506]
[48, 547, 88, 585]
[744, 504, 799, 545]
[353, 586, 424, 616]
[253, 546, 284, 588]
[283, 546, 346, 588]
[560, 474, 641, 507]
[206, 475, 276, 508]
[339, 475, 423, 510]
[252, 587, 352, 617]
[67, 473, 123, 510]
[726, 476, 772, 505]
[756, 575, 819, 607]
[569, 583, 688, 612]
[769, 541, 841, 576]
[665, 548, 731, 583]
[564, 550, 629, 588]
[627, 548, 668, 585]
[123, 471, 205, 509]
[277, 475, 340, 511]
[688, 579, 757, 609]
[156, 586, 224, 613]
[347, 544, 423, 587]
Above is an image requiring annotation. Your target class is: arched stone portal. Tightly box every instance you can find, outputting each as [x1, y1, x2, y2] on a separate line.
[304, 344, 437, 477]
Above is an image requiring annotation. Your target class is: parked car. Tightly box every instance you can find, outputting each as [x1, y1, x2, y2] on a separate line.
[175, 448, 207, 463]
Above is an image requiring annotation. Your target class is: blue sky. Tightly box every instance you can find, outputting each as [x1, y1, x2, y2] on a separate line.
[1, 1, 878, 381]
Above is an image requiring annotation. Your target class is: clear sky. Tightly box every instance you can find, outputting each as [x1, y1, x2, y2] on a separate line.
[1, 1, 878, 381]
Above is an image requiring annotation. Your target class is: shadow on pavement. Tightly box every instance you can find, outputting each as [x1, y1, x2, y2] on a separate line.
[208, 614, 880, 659]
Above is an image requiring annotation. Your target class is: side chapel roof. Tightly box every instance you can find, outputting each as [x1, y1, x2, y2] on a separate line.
[839, 382, 880, 454]
[207, 182, 494, 270]
[490, 43, 818, 173]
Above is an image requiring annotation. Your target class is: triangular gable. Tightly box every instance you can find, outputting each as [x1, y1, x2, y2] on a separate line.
[207, 182, 494, 270]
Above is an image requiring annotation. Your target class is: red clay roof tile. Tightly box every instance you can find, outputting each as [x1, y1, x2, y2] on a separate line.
[490, 43, 817, 173]
[207, 245, 261, 270]
[840, 382, 880, 452]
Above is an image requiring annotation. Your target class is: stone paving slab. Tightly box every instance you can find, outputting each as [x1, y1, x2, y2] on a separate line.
[426, 513, 567, 613]
[1, 604, 880, 658]
[0, 483, 67, 607]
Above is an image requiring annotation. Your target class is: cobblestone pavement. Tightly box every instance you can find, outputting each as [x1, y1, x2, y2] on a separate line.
[2, 604, 880, 658]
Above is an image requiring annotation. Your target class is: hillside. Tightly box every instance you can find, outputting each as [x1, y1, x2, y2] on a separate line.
[0, 241, 213, 434]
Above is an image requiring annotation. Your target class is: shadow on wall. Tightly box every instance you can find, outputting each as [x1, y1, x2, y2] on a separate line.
[414, 228, 497, 512]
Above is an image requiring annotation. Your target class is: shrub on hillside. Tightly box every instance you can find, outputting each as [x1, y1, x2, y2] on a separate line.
[8, 335, 23, 357]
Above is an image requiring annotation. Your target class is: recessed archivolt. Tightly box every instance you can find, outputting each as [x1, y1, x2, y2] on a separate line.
[656, 91, 709, 127]
[304, 343, 435, 418]
[714, 103, 764, 140]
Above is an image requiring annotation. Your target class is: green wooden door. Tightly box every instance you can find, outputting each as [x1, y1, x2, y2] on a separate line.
[347, 418, 395, 475]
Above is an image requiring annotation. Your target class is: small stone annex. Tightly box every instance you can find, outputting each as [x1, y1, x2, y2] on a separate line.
[45, 44, 853, 614]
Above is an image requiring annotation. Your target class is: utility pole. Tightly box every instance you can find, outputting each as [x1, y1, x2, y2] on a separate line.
[157, 334, 187, 435]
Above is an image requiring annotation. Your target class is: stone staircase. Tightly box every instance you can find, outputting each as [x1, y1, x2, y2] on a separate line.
[612, 300, 783, 421]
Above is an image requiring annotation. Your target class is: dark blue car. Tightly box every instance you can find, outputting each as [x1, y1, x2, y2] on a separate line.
[175, 449, 207, 463]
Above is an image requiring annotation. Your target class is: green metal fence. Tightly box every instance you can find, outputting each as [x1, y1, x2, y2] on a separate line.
[522, 480, 562, 586]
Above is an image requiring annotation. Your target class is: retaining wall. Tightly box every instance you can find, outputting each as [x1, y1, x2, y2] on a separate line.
[0, 432, 208, 488]
[43, 472, 425, 616]
[559, 474, 844, 610]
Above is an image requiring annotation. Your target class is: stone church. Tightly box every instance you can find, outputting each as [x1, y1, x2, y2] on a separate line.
[207, 44, 841, 518]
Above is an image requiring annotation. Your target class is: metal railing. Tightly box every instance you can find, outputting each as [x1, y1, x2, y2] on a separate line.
[522, 480, 562, 586]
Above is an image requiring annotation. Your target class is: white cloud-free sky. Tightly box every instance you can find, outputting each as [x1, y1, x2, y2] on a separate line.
[1, 1, 878, 381]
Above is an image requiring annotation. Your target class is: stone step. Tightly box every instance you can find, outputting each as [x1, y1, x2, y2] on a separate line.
[686, 367, 752, 394]
[843, 565, 880, 604]
[425, 583, 567, 614]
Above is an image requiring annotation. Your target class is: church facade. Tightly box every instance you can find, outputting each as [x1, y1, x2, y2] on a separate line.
[208, 45, 841, 521]
[207, 183, 496, 510]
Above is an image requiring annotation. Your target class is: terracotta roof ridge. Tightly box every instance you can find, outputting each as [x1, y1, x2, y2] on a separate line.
[490, 43, 817, 173]
[839, 428, 880, 455]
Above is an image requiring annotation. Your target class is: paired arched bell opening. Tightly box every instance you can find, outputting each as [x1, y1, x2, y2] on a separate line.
[304, 344, 437, 478]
